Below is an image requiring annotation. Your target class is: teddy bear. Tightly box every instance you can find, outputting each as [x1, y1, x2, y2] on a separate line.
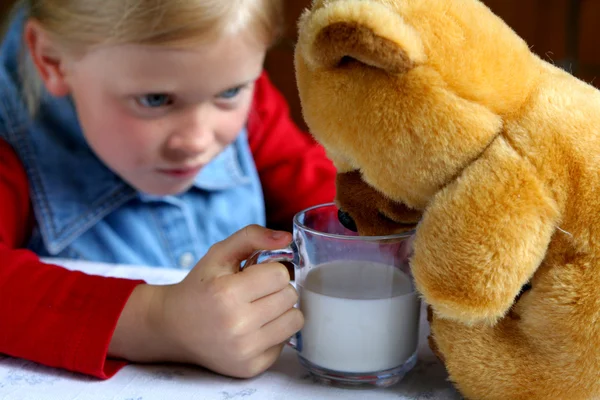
[293, 0, 600, 399]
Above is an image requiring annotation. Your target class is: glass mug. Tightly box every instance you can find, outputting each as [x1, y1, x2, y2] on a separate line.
[244, 203, 421, 388]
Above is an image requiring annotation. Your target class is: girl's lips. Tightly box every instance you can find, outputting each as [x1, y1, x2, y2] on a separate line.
[157, 166, 202, 178]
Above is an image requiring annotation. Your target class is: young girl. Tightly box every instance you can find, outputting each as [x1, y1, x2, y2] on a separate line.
[0, 0, 336, 380]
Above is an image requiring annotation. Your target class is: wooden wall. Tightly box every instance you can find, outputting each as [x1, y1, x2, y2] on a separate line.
[264, 0, 600, 131]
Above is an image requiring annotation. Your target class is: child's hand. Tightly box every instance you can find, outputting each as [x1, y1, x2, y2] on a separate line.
[109, 225, 302, 378]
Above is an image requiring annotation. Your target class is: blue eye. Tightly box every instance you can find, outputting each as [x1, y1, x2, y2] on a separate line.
[137, 94, 173, 108]
[218, 86, 242, 99]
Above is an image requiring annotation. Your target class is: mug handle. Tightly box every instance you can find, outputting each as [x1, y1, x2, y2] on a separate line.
[242, 241, 303, 351]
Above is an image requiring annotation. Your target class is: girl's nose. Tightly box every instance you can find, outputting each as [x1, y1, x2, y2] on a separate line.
[163, 112, 213, 162]
[163, 130, 212, 162]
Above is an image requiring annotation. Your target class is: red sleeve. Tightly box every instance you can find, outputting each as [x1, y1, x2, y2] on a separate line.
[247, 72, 337, 230]
[0, 139, 143, 379]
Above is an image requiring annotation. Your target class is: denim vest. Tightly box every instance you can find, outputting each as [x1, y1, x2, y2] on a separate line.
[0, 13, 266, 269]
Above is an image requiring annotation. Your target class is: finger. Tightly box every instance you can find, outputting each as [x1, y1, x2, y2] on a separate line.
[233, 262, 291, 302]
[201, 225, 292, 278]
[257, 307, 304, 351]
[250, 283, 298, 326]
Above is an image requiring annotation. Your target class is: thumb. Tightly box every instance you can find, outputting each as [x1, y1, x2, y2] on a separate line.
[200, 224, 292, 278]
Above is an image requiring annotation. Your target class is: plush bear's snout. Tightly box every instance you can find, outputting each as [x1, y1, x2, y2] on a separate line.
[338, 209, 358, 232]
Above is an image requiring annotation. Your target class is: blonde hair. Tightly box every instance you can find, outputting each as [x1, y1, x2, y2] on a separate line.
[5, 0, 284, 113]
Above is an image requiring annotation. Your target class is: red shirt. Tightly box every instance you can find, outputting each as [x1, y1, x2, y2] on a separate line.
[0, 72, 336, 379]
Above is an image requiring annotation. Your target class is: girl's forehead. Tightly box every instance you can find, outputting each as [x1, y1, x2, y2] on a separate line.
[72, 35, 267, 93]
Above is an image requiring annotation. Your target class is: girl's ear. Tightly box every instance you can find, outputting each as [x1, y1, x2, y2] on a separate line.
[23, 20, 71, 97]
[297, 0, 426, 74]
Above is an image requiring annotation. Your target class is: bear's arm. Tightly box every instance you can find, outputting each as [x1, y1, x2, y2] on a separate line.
[411, 135, 559, 325]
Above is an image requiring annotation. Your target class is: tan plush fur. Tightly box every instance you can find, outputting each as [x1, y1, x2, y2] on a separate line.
[294, 1, 600, 399]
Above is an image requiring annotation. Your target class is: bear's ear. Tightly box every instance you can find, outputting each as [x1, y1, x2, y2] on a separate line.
[297, 1, 426, 73]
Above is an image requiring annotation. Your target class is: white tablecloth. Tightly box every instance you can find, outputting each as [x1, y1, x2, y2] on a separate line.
[0, 259, 462, 400]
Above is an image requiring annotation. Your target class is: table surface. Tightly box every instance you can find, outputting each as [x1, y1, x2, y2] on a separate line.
[0, 259, 463, 400]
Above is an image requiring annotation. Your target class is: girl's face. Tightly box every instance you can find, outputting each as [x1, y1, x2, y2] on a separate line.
[29, 26, 267, 195]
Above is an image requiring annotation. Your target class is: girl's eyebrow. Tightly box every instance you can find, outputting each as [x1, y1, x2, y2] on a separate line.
[117, 73, 262, 98]
[221, 75, 261, 90]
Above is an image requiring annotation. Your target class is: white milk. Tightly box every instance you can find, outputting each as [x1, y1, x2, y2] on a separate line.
[298, 260, 420, 373]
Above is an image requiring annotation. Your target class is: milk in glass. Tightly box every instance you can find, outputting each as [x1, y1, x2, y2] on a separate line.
[298, 260, 420, 373]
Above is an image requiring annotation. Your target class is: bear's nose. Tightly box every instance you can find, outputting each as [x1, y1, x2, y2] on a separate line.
[338, 209, 358, 232]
